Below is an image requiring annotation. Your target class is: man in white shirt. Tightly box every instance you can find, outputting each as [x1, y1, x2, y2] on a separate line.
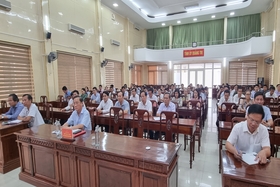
[62, 90, 79, 111]
[137, 91, 152, 116]
[220, 86, 229, 98]
[18, 94, 44, 127]
[233, 87, 245, 105]
[129, 88, 139, 103]
[156, 93, 176, 116]
[225, 104, 270, 164]
[91, 87, 101, 104]
[97, 91, 113, 114]
[230, 85, 238, 97]
[218, 90, 233, 111]
[147, 88, 158, 102]
[265, 86, 277, 98]
[251, 84, 259, 99]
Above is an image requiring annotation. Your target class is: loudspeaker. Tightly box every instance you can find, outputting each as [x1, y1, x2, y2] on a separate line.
[46, 32, 51, 39]
[101, 47, 104, 52]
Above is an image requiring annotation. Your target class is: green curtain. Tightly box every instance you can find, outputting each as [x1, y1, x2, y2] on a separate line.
[172, 19, 224, 48]
[227, 13, 261, 43]
[146, 27, 169, 49]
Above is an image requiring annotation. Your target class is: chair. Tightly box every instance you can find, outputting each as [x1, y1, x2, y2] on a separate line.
[132, 109, 149, 138]
[0, 100, 8, 113]
[87, 107, 96, 131]
[220, 103, 237, 122]
[184, 100, 202, 152]
[109, 107, 125, 135]
[150, 100, 158, 116]
[231, 117, 246, 125]
[264, 98, 276, 109]
[159, 111, 179, 143]
[44, 103, 53, 124]
[273, 118, 280, 157]
[127, 99, 134, 114]
[40, 95, 48, 103]
[84, 98, 91, 107]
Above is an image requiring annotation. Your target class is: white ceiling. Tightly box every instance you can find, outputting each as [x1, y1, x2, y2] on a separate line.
[101, 0, 273, 29]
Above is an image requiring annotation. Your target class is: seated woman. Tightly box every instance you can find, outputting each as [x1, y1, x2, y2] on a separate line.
[171, 89, 182, 107]
[189, 89, 202, 108]
[238, 90, 253, 112]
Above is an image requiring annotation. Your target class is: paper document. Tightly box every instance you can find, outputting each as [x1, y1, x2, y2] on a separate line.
[242, 153, 259, 165]
[9, 119, 22, 124]
[104, 113, 114, 116]
[153, 117, 160, 121]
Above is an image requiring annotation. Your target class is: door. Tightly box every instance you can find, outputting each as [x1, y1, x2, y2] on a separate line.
[189, 70, 204, 86]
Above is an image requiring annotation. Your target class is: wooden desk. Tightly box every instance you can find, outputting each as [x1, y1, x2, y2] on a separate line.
[0, 120, 28, 173]
[39, 107, 72, 120]
[15, 124, 180, 187]
[222, 150, 280, 187]
[92, 112, 196, 168]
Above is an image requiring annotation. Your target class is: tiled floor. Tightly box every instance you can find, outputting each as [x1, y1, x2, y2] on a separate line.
[1, 99, 275, 187]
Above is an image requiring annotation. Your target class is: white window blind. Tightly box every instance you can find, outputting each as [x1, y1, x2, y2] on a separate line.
[105, 61, 123, 89]
[57, 53, 91, 93]
[0, 42, 34, 101]
[131, 64, 142, 85]
[229, 61, 257, 85]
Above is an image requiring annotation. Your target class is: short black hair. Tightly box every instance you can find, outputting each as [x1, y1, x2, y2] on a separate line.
[131, 88, 136, 92]
[254, 92, 264, 99]
[81, 88, 86, 92]
[248, 104, 264, 119]
[103, 91, 109, 96]
[148, 88, 153, 93]
[237, 86, 242, 91]
[62, 86, 67, 91]
[224, 90, 230, 94]
[270, 86, 275, 91]
[263, 84, 267, 88]
[118, 91, 124, 97]
[254, 84, 259, 88]
[164, 92, 171, 99]
[92, 87, 97, 90]
[99, 84, 102, 87]
[22, 94, 32, 102]
[277, 84, 280, 87]
[71, 90, 79, 96]
[73, 96, 83, 103]
[140, 91, 147, 96]
[9, 94, 19, 102]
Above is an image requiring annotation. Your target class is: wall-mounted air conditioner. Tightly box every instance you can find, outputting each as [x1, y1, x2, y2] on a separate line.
[68, 24, 85, 35]
[110, 39, 120, 46]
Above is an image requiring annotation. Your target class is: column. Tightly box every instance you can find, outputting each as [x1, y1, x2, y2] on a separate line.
[272, 0, 280, 85]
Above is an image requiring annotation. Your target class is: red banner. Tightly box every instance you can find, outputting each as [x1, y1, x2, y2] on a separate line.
[183, 49, 204, 57]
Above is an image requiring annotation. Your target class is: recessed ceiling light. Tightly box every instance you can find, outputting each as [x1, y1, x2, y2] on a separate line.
[162, 23, 165, 26]
[193, 18, 197, 21]
[113, 3, 118, 7]
[177, 20, 181, 24]
[58, 12, 63, 16]
[230, 12, 235, 16]
[211, 15, 215, 18]
[107, 32, 110, 34]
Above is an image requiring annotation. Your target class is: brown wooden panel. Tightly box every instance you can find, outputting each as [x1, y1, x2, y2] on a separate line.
[169, 163, 178, 187]
[142, 173, 160, 187]
[2, 134, 19, 162]
[76, 156, 93, 187]
[58, 152, 75, 187]
[20, 144, 31, 174]
[97, 164, 132, 187]
[32, 146, 56, 182]
[230, 179, 266, 187]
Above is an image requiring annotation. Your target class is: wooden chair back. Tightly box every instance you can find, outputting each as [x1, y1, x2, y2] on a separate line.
[221, 103, 237, 122]
[159, 111, 179, 143]
[132, 109, 149, 138]
[84, 98, 91, 107]
[109, 107, 125, 135]
[264, 97, 276, 108]
[0, 100, 8, 113]
[231, 117, 246, 128]
[40, 95, 48, 103]
[127, 99, 135, 114]
[150, 100, 158, 116]
[87, 107, 96, 130]
[44, 103, 53, 124]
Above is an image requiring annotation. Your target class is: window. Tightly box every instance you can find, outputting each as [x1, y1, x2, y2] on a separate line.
[0, 42, 34, 101]
[131, 64, 142, 85]
[57, 53, 91, 93]
[105, 61, 123, 89]
[148, 65, 168, 84]
[229, 61, 257, 85]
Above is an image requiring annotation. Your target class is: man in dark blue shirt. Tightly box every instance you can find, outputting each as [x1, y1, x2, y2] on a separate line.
[1, 94, 24, 120]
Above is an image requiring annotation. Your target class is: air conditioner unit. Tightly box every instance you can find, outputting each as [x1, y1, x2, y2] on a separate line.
[0, 0, 11, 11]
[134, 25, 140, 31]
[264, 57, 274, 65]
[68, 24, 85, 35]
[110, 39, 120, 46]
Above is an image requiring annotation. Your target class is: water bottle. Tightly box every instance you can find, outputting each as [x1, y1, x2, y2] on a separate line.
[95, 125, 100, 147]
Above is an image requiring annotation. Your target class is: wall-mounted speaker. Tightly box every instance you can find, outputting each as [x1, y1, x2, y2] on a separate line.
[101, 47, 104, 52]
[46, 32, 51, 39]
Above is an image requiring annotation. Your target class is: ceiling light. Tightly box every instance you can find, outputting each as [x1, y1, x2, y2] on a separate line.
[230, 12, 235, 16]
[201, 5, 215, 10]
[162, 23, 165, 26]
[58, 12, 63, 16]
[107, 32, 110, 34]
[154, 14, 166, 18]
[193, 18, 197, 21]
[177, 20, 181, 24]
[113, 3, 118, 7]
[227, 0, 243, 6]
[187, 8, 200, 13]
[211, 15, 215, 18]
[120, 30, 123, 32]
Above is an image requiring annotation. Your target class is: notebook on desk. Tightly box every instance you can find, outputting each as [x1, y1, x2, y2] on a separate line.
[242, 152, 259, 165]
[2, 119, 22, 125]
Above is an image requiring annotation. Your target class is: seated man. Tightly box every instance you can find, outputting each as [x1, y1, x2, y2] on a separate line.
[62, 86, 71, 101]
[1, 94, 24, 120]
[18, 94, 44, 127]
[91, 87, 101, 104]
[233, 86, 245, 105]
[217, 89, 233, 111]
[62, 96, 92, 130]
[62, 90, 79, 111]
[137, 91, 152, 116]
[151, 93, 176, 140]
[97, 91, 113, 114]
[225, 104, 270, 164]
[147, 88, 158, 102]
[121, 86, 129, 99]
[246, 92, 273, 127]
[129, 88, 140, 103]
[114, 92, 130, 114]
[265, 86, 277, 98]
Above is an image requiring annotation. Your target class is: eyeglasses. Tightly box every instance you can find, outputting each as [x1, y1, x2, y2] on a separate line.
[247, 115, 261, 125]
